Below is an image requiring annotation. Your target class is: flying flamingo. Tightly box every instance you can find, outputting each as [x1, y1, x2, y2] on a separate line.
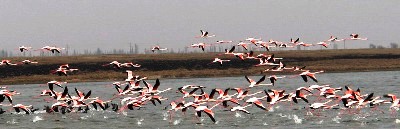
[0, 60, 17, 66]
[19, 60, 39, 65]
[325, 36, 343, 42]
[237, 41, 251, 51]
[268, 75, 286, 86]
[245, 97, 268, 111]
[316, 42, 330, 48]
[13, 104, 33, 114]
[209, 58, 230, 66]
[191, 103, 219, 123]
[230, 104, 252, 114]
[245, 37, 261, 46]
[299, 70, 324, 83]
[383, 94, 400, 110]
[120, 62, 141, 68]
[196, 30, 215, 38]
[223, 46, 236, 55]
[290, 38, 300, 44]
[190, 43, 209, 51]
[216, 40, 233, 44]
[297, 42, 314, 47]
[151, 46, 168, 53]
[309, 100, 338, 109]
[348, 34, 368, 40]
[39, 46, 65, 53]
[18, 46, 32, 52]
[245, 75, 272, 87]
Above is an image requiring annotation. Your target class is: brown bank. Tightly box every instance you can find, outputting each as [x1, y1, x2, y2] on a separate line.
[1, 48, 399, 85]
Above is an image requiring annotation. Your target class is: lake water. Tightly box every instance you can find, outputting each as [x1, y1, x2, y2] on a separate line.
[1, 71, 400, 129]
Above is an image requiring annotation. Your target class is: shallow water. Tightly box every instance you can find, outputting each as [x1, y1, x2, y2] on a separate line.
[2, 71, 400, 129]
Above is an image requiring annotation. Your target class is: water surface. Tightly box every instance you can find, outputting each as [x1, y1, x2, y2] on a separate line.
[2, 71, 400, 129]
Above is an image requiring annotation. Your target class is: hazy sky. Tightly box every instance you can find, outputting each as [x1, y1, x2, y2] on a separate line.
[1, 0, 399, 53]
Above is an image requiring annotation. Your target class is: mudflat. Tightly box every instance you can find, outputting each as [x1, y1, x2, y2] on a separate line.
[1, 48, 399, 85]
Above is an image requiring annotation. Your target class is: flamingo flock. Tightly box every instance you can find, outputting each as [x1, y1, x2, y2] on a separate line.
[2, 30, 397, 125]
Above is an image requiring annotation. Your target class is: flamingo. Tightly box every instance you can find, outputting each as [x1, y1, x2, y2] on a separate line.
[383, 94, 400, 110]
[151, 46, 168, 53]
[13, 104, 33, 114]
[191, 103, 219, 123]
[0, 60, 17, 66]
[348, 34, 367, 40]
[190, 43, 209, 51]
[104, 61, 122, 69]
[245, 37, 261, 46]
[309, 100, 338, 109]
[245, 97, 268, 111]
[18, 46, 32, 52]
[232, 88, 262, 100]
[325, 36, 343, 42]
[316, 42, 330, 48]
[230, 104, 252, 114]
[216, 40, 233, 44]
[297, 42, 314, 47]
[237, 41, 251, 51]
[0, 90, 20, 103]
[89, 97, 112, 110]
[299, 70, 324, 83]
[120, 62, 141, 68]
[196, 30, 215, 38]
[268, 75, 286, 86]
[290, 38, 300, 44]
[244, 75, 272, 87]
[224, 46, 236, 55]
[210, 58, 230, 66]
[291, 87, 313, 103]
[39, 46, 65, 53]
[19, 60, 38, 65]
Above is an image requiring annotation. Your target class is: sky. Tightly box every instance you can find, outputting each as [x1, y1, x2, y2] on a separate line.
[0, 0, 399, 54]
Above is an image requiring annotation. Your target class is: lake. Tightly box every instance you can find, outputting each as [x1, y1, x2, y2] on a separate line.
[1, 71, 400, 129]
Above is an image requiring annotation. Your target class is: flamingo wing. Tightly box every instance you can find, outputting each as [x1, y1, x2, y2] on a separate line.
[256, 75, 266, 85]
[153, 79, 160, 91]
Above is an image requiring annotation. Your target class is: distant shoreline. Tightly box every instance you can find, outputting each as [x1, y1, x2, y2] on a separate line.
[1, 48, 399, 85]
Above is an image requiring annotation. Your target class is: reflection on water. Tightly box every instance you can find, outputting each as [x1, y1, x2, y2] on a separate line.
[1, 71, 400, 128]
